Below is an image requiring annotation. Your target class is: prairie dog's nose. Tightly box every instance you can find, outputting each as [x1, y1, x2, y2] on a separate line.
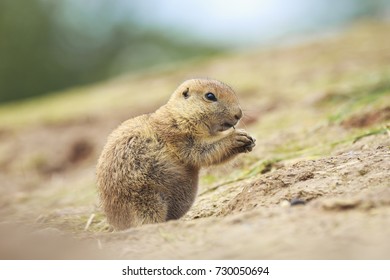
[234, 109, 243, 120]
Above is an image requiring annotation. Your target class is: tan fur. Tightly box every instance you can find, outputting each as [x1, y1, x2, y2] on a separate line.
[96, 79, 255, 230]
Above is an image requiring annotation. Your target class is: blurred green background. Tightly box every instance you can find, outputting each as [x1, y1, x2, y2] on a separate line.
[0, 0, 389, 103]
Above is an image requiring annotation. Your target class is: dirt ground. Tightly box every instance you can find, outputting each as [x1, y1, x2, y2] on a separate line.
[0, 21, 389, 259]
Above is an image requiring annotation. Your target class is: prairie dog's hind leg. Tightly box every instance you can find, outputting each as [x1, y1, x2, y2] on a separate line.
[130, 188, 168, 227]
[106, 188, 168, 230]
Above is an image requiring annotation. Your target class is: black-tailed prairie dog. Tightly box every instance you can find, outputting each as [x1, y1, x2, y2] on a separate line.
[96, 79, 255, 230]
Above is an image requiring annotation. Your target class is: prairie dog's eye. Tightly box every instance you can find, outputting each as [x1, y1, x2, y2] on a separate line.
[205, 92, 217, 102]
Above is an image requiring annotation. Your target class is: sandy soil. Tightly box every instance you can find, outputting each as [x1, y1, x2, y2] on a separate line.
[0, 21, 389, 259]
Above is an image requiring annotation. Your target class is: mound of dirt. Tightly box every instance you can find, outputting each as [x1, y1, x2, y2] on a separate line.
[221, 137, 389, 216]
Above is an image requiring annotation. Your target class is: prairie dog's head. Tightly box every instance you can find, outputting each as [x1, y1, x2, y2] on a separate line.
[167, 79, 243, 135]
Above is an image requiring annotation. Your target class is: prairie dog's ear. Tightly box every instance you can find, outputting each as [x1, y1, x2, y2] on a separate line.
[182, 88, 190, 99]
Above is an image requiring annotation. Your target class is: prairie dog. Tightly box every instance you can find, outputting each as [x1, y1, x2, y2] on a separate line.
[96, 79, 255, 230]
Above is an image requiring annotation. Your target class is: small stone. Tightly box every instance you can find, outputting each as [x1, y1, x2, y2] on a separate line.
[280, 200, 290, 208]
[290, 198, 306, 206]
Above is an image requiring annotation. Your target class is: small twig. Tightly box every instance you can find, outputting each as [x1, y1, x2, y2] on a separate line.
[84, 213, 95, 231]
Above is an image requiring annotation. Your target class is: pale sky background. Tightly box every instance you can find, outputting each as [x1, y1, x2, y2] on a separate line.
[127, 0, 390, 47]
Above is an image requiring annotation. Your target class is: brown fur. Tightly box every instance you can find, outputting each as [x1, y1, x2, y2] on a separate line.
[96, 79, 255, 230]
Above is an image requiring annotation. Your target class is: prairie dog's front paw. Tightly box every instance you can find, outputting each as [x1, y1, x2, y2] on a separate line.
[232, 129, 256, 153]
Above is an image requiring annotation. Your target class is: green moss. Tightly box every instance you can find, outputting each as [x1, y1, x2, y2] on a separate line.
[352, 126, 389, 143]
